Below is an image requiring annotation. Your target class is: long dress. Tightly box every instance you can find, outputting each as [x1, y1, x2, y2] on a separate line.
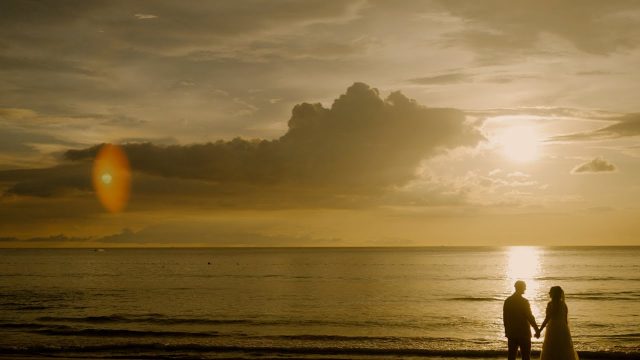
[540, 301, 579, 360]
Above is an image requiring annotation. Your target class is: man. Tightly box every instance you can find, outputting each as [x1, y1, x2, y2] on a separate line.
[503, 280, 540, 360]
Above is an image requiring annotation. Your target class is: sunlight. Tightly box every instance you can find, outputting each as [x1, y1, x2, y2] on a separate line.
[503, 246, 544, 336]
[506, 246, 540, 281]
[498, 125, 540, 162]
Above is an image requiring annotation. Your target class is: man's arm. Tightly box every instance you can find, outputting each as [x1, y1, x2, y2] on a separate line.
[526, 300, 540, 336]
[503, 301, 509, 337]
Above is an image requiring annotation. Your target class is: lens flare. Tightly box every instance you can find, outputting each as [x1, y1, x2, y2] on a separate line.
[92, 144, 131, 213]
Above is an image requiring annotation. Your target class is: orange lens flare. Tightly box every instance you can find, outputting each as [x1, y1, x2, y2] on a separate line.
[92, 144, 131, 213]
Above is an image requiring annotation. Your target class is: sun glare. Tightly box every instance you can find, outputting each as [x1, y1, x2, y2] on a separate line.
[505, 246, 543, 325]
[92, 144, 131, 213]
[506, 246, 540, 280]
[101, 173, 113, 185]
[499, 126, 540, 162]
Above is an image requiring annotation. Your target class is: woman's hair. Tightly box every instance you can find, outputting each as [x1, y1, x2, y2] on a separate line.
[549, 286, 565, 302]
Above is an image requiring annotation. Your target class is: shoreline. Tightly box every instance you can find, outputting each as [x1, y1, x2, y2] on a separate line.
[0, 347, 634, 360]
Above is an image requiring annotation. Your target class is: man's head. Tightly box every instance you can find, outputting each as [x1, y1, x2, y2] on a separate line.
[514, 280, 526, 294]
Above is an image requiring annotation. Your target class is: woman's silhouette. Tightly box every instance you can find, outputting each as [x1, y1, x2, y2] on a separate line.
[537, 286, 579, 360]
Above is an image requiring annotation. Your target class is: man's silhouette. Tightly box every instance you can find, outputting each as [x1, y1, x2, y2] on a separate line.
[503, 280, 539, 360]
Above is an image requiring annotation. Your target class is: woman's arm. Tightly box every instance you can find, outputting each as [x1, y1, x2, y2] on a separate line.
[538, 302, 551, 335]
[539, 316, 549, 333]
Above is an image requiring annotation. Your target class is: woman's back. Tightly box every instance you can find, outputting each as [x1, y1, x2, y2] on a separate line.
[547, 301, 568, 323]
[540, 299, 579, 360]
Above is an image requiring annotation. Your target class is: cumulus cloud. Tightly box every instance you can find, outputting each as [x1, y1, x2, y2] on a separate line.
[64, 83, 483, 186]
[0, 83, 483, 210]
[571, 157, 617, 174]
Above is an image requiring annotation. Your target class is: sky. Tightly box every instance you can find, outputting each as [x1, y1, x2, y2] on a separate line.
[1, 0, 640, 247]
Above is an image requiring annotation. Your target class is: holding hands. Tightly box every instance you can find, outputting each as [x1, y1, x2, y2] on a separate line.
[534, 329, 541, 339]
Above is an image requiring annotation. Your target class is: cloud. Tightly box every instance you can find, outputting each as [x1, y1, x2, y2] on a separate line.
[550, 113, 640, 141]
[408, 73, 471, 85]
[0, 0, 364, 56]
[0, 234, 89, 243]
[575, 70, 620, 76]
[0, 83, 483, 210]
[571, 157, 617, 174]
[63, 83, 483, 186]
[434, 0, 640, 57]
[0, 223, 345, 247]
[0, 165, 91, 197]
[95, 225, 343, 247]
[134, 14, 158, 20]
[466, 107, 621, 120]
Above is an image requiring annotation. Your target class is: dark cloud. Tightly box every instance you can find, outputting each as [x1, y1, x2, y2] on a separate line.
[0, 165, 91, 197]
[550, 113, 640, 141]
[0, 55, 100, 76]
[1, 83, 483, 209]
[96, 226, 343, 246]
[0, 234, 90, 243]
[408, 73, 471, 85]
[0, 223, 344, 247]
[571, 158, 617, 174]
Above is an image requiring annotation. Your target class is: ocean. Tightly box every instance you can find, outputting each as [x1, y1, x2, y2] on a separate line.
[0, 247, 638, 359]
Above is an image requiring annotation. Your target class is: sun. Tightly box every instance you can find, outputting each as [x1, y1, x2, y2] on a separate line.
[498, 125, 540, 162]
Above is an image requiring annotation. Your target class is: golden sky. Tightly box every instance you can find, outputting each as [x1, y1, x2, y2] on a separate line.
[1, 0, 639, 247]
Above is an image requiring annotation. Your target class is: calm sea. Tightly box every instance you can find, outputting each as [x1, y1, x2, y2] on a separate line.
[0, 247, 638, 359]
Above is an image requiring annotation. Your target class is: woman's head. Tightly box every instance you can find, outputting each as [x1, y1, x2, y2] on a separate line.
[549, 286, 564, 302]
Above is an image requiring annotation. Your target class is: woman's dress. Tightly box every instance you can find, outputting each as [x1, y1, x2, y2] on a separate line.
[540, 301, 579, 360]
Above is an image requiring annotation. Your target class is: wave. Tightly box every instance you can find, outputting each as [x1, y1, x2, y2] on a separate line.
[31, 328, 219, 338]
[536, 276, 640, 281]
[0, 343, 637, 359]
[0, 322, 219, 338]
[34, 314, 435, 329]
[36, 314, 249, 326]
[448, 296, 502, 302]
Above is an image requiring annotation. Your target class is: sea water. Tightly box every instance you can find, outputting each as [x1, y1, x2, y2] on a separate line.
[0, 247, 638, 359]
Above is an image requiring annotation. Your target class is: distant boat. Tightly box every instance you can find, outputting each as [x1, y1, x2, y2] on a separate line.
[94, 249, 105, 252]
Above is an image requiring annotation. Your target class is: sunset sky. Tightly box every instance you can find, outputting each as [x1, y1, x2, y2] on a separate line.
[1, 0, 639, 247]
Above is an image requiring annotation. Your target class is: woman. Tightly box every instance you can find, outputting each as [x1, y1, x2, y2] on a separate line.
[537, 286, 579, 360]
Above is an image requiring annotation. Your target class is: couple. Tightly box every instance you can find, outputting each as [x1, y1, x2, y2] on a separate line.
[503, 280, 579, 360]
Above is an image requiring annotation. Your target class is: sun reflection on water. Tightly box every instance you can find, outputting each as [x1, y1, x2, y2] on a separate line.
[506, 246, 540, 281]
[505, 246, 543, 320]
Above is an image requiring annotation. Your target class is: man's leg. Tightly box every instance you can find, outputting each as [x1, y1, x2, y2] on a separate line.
[507, 338, 518, 360]
[520, 337, 532, 360]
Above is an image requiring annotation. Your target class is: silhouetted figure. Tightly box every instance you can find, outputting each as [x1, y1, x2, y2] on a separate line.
[504, 280, 540, 360]
[537, 286, 579, 360]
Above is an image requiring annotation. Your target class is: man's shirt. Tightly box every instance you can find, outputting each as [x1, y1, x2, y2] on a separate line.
[503, 293, 535, 338]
